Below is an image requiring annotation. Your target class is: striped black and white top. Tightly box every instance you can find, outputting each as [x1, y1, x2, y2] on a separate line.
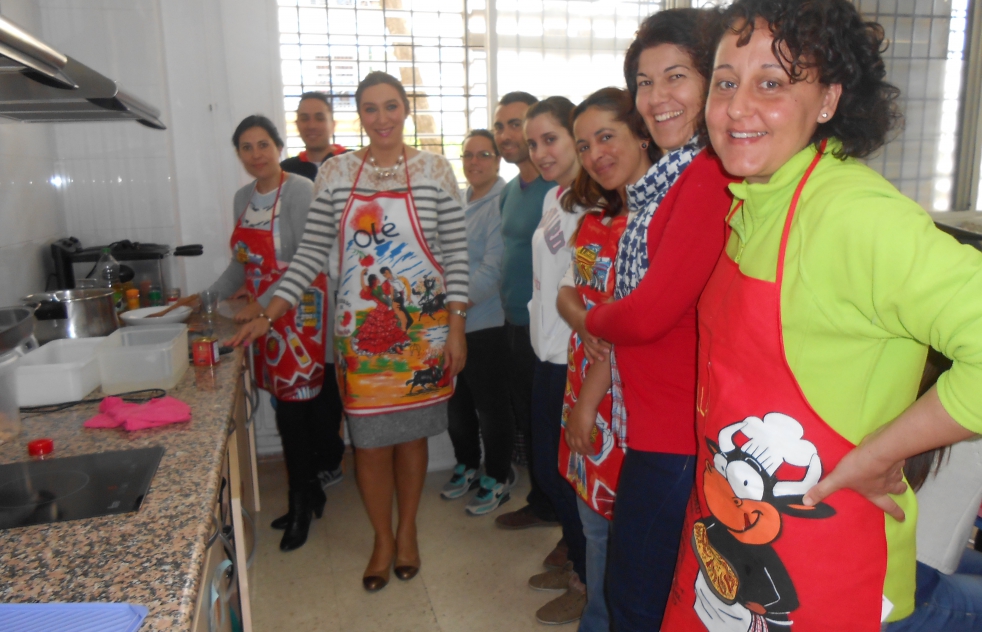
[274, 149, 469, 307]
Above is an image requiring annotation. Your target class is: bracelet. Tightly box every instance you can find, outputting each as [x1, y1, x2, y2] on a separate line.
[448, 308, 467, 319]
[257, 312, 274, 327]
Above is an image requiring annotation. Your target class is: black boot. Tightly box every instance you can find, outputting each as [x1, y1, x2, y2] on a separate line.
[279, 481, 327, 552]
[272, 478, 327, 529]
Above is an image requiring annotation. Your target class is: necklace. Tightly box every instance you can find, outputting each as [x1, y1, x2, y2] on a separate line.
[367, 153, 404, 179]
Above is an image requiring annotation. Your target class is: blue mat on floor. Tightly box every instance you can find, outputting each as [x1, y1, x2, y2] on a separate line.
[0, 603, 148, 632]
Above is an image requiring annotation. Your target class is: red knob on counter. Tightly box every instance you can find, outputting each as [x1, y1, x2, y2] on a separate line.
[28, 438, 54, 457]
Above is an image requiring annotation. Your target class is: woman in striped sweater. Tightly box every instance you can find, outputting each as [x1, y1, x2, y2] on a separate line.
[230, 72, 469, 592]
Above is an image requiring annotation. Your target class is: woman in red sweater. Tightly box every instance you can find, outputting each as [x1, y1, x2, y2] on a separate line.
[562, 9, 734, 630]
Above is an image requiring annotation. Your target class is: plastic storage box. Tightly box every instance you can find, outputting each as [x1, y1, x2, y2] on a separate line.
[16, 337, 105, 406]
[98, 325, 188, 395]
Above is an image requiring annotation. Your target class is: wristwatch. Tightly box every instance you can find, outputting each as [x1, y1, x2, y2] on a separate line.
[448, 308, 467, 319]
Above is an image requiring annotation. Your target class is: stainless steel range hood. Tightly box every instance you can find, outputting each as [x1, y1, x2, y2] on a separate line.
[0, 14, 165, 130]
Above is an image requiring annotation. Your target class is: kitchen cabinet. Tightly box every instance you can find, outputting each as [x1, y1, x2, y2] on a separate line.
[0, 319, 263, 631]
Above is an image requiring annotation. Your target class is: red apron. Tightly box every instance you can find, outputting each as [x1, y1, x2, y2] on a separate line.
[333, 151, 453, 416]
[230, 172, 329, 401]
[663, 142, 889, 631]
[558, 212, 627, 519]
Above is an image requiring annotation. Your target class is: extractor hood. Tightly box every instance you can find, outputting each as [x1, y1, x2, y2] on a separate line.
[0, 14, 165, 129]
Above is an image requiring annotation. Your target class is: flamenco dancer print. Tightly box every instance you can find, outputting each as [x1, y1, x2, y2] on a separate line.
[335, 196, 452, 413]
[354, 267, 411, 355]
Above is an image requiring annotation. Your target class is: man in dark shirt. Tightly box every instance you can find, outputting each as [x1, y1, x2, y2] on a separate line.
[279, 91, 347, 495]
[492, 91, 559, 533]
[280, 91, 346, 181]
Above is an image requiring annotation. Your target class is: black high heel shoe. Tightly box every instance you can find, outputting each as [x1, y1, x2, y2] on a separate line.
[278, 481, 327, 552]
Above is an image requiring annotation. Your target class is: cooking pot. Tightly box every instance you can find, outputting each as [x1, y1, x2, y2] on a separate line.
[21, 289, 120, 345]
[0, 306, 36, 353]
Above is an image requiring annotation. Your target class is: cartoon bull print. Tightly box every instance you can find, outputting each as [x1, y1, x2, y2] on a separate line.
[692, 413, 834, 632]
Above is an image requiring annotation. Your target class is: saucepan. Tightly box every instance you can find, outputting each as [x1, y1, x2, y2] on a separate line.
[21, 289, 120, 345]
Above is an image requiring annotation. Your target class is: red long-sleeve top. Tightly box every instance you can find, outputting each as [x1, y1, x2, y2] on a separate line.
[585, 151, 736, 454]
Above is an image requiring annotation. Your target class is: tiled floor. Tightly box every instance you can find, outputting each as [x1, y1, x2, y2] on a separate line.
[251, 453, 565, 632]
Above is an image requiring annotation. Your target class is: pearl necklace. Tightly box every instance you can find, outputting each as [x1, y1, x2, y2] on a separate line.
[367, 153, 404, 179]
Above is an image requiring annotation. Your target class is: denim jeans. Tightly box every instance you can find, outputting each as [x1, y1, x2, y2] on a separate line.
[577, 496, 611, 632]
[607, 449, 695, 632]
[884, 548, 982, 632]
[532, 358, 586, 582]
[447, 326, 516, 483]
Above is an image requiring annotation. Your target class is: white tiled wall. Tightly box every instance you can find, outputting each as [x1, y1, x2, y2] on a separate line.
[0, 1, 67, 307]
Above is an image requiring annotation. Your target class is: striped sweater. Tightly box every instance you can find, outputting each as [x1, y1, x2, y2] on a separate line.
[274, 149, 469, 306]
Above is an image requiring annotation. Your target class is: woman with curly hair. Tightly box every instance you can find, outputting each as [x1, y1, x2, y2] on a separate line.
[662, 0, 982, 630]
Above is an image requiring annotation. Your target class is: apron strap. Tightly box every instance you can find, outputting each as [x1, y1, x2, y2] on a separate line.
[775, 139, 827, 286]
[351, 147, 412, 196]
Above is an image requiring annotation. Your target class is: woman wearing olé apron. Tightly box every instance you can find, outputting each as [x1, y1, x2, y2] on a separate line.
[662, 1, 982, 630]
[208, 115, 330, 552]
[231, 72, 469, 593]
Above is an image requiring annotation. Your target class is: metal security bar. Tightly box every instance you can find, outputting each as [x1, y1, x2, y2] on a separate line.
[493, 0, 664, 105]
[277, 0, 486, 182]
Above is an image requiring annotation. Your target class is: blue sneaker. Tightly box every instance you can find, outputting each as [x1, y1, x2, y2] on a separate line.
[465, 466, 516, 516]
[441, 464, 479, 500]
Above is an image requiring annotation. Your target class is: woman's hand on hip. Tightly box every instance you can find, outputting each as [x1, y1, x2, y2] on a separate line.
[234, 300, 264, 323]
[801, 437, 908, 522]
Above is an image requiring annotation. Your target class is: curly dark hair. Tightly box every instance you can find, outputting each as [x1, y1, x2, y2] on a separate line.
[722, 0, 903, 159]
[562, 88, 656, 216]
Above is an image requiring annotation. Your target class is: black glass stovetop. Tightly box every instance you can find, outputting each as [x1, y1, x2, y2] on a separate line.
[0, 447, 164, 530]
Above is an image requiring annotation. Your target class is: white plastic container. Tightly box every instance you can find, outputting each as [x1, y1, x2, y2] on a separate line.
[99, 324, 188, 395]
[16, 337, 105, 406]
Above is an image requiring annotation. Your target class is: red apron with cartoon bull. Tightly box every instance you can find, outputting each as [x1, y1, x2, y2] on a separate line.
[333, 151, 453, 416]
[230, 173, 328, 401]
[558, 212, 627, 519]
[663, 142, 890, 631]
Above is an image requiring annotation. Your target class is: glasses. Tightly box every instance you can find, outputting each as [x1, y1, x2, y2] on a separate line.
[462, 151, 496, 160]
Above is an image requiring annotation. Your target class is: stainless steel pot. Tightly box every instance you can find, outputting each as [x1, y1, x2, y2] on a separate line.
[0, 306, 36, 353]
[21, 289, 120, 344]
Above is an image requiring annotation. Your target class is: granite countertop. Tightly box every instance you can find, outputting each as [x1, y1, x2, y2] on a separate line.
[0, 318, 246, 630]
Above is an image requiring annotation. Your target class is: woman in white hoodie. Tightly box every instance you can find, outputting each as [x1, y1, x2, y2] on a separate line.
[524, 96, 589, 626]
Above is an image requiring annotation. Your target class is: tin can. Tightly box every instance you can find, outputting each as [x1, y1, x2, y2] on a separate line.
[192, 337, 220, 366]
[148, 286, 163, 307]
[165, 288, 181, 305]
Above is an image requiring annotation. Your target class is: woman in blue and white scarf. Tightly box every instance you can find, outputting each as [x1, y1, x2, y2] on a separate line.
[560, 9, 735, 631]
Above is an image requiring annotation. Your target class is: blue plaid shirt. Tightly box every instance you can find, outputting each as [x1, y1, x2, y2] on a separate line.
[614, 140, 702, 300]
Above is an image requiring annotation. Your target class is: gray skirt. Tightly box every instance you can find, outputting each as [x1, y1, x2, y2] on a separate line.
[346, 401, 448, 449]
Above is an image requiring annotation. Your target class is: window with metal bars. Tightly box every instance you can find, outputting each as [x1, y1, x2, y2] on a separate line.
[278, 0, 488, 183]
[277, 0, 972, 204]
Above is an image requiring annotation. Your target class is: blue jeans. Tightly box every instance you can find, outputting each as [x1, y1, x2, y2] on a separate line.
[607, 449, 694, 632]
[885, 548, 982, 632]
[577, 496, 611, 632]
[532, 358, 586, 582]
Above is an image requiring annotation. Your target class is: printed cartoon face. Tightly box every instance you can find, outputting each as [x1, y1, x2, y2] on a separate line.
[703, 459, 782, 545]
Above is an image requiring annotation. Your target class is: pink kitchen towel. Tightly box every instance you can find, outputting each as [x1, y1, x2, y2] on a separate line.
[84, 396, 191, 431]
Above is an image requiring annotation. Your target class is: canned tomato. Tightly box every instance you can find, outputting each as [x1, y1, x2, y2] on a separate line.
[192, 337, 220, 366]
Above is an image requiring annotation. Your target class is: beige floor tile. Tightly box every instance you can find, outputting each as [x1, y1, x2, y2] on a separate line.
[251, 453, 569, 632]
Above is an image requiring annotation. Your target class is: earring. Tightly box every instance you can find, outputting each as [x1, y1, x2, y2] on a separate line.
[641, 142, 649, 149]
[821, 112, 829, 119]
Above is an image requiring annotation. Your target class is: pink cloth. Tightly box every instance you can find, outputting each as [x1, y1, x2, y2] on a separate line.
[84, 396, 191, 431]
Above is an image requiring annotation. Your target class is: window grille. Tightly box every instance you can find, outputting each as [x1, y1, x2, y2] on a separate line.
[278, 0, 487, 183]
[858, 0, 963, 210]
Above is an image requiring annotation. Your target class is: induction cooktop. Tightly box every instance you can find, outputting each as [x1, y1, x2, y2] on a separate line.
[0, 447, 164, 530]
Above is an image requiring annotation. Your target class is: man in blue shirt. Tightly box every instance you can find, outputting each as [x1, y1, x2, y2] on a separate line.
[493, 92, 559, 533]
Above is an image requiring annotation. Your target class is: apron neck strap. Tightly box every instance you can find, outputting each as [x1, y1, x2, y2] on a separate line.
[351, 147, 412, 196]
[240, 170, 286, 228]
[775, 138, 827, 286]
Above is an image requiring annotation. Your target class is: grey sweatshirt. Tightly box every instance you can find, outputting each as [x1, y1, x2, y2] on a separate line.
[208, 173, 315, 306]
